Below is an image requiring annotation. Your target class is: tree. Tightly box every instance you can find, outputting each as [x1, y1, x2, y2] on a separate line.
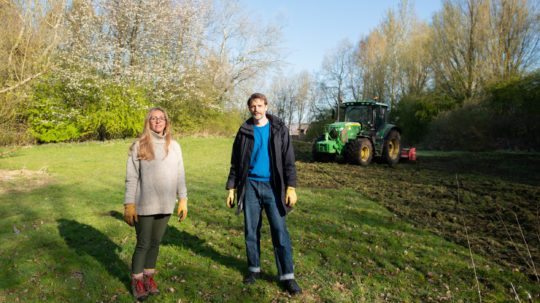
[356, 30, 387, 102]
[321, 39, 352, 119]
[268, 71, 316, 130]
[431, 0, 539, 100]
[432, 0, 492, 100]
[205, 0, 284, 104]
[295, 71, 314, 129]
[269, 75, 290, 121]
[398, 17, 433, 96]
[269, 73, 297, 127]
[487, 0, 539, 80]
[378, 2, 408, 107]
[0, 0, 66, 93]
[58, 0, 284, 110]
[54, 0, 284, 133]
[0, 0, 66, 145]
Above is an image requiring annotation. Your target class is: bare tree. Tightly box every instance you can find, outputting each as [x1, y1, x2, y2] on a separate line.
[487, 0, 539, 79]
[269, 74, 297, 127]
[205, 0, 284, 103]
[370, 0, 424, 106]
[357, 30, 387, 102]
[295, 71, 314, 129]
[320, 0, 425, 107]
[315, 0, 538, 116]
[399, 20, 433, 96]
[432, 0, 492, 100]
[321, 39, 352, 119]
[431, 0, 538, 99]
[269, 75, 290, 119]
[268, 70, 315, 131]
[0, 0, 66, 93]
[379, 4, 405, 107]
[346, 42, 364, 101]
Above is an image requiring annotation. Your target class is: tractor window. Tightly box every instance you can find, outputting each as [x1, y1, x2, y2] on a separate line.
[344, 106, 371, 124]
[375, 107, 386, 127]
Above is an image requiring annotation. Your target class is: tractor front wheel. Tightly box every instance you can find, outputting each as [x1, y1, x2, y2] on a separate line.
[383, 130, 401, 165]
[345, 138, 373, 166]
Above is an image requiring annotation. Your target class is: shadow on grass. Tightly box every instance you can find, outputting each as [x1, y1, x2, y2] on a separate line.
[109, 211, 247, 277]
[57, 219, 130, 290]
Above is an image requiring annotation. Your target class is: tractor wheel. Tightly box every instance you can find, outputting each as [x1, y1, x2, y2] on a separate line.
[312, 139, 335, 162]
[345, 138, 373, 166]
[383, 130, 401, 165]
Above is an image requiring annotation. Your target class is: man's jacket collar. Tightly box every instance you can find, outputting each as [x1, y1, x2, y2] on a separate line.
[239, 114, 285, 136]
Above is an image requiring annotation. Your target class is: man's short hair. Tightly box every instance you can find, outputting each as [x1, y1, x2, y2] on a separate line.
[247, 93, 268, 106]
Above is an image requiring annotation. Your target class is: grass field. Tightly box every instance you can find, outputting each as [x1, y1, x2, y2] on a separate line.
[0, 138, 538, 302]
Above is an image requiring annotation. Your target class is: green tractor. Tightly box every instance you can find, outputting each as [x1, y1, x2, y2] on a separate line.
[312, 99, 402, 166]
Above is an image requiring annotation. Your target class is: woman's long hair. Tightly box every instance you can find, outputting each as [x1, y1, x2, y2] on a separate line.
[130, 107, 172, 160]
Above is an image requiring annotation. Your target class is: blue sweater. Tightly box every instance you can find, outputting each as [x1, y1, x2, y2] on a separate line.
[248, 122, 271, 181]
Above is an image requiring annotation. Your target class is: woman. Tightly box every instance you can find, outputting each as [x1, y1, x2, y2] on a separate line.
[123, 107, 188, 301]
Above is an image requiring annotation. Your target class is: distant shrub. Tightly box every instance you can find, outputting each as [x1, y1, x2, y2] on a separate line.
[425, 71, 540, 151]
[27, 76, 149, 142]
[425, 99, 492, 151]
[390, 94, 455, 146]
[163, 94, 242, 137]
[27, 85, 83, 142]
[202, 110, 243, 136]
[175, 108, 243, 137]
[483, 71, 540, 150]
[78, 84, 149, 140]
[0, 93, 34, 146]
[305, 109, 334, 141]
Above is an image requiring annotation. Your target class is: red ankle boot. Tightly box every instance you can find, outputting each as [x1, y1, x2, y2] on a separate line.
[143, 273, 160, 295]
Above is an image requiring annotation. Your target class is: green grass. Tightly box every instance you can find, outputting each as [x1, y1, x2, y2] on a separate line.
[0, 138, 538, 302]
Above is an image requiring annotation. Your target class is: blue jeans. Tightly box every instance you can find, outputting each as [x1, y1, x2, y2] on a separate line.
[244, 179, 295, 280]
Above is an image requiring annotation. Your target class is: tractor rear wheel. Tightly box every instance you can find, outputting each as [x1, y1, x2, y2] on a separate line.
[312, 138, 335, 162]
[345, 138, 373, 166]
[383, 130, 401, 165]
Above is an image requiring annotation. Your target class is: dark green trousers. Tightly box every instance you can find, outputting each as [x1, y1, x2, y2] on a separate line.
[132, 214, 170, 274]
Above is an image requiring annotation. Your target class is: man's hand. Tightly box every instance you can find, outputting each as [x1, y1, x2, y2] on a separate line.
[124, 203, 138, 226]
[285, 187, 297, 207]
[226, 189, 236, 208]
[177, 198, 188, 222]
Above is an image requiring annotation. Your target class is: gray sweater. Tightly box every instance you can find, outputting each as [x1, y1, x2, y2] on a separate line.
[124, 131, 187, 215]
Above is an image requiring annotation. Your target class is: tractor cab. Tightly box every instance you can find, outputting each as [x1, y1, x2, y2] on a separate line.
[343, 100, 388, 131]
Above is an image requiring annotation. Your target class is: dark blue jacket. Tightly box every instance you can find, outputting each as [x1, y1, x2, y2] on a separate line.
[226, 114, 297, 216]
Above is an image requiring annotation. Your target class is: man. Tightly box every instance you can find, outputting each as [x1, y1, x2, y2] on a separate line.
[226, 92, 302, 295]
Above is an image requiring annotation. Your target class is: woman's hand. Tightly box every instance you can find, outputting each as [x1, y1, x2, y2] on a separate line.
[177, 198, 188, 222]
[124, 204, 138, 226]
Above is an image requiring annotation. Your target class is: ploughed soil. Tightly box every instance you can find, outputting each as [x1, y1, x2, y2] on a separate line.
[293, 140, 540, 281]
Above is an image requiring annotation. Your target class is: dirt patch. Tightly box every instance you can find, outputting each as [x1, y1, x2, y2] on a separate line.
[293, 140, 540, 282]
[0, 169, 50, 194]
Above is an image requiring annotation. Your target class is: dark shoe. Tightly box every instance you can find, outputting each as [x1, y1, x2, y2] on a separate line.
[283, 279, 302, 295]
[131, 278, 149, 301]
[242, 271, 260, 284]
[143, 274, 160, 295]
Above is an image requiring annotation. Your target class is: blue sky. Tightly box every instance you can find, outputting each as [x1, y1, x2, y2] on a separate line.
[243, 0, 443, 74]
